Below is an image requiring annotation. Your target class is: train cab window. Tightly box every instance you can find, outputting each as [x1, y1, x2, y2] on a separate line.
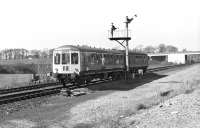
[71, 53, 78, 64]
[54, 53, 60, 64]
[91, 54, 96, 64]
[62, 53, 70, 64]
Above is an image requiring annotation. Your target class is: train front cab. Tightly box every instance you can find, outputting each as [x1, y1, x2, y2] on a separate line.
[53, 50, 80, 82]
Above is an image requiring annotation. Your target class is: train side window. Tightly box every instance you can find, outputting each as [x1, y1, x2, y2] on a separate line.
[106, 54, 111, 64]
[104, 54, 108, 64]
[109, 54, 113, 64]
[96, 54, 102, 64]
[86, 53, 91, 64]
[91, 54, 96, 64]
[108, 54, 111, 64]
[94, 54, 98, 64]
[62, 53, 70, 64]
[71, 53, 78, 64]
[119, 55, 123, 64]
[115, 55, 119, 64]
[54, 53, 60, 64]
[114, 55, 116, 64]
[106, 54, 109, 64]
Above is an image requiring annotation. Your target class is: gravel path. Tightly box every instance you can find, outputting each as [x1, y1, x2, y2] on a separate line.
[67, 64, 200, 127]
[121, 88, 200, 128]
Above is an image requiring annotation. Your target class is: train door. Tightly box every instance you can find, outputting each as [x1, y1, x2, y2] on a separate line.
[53, 50, 62, 73]
[61, 51, 70, 73]
[185, 55, 188, 64]
[70, 51, 80, 74]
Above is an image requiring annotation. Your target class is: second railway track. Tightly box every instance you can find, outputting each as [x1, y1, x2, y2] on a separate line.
[0, 78, 112, 105]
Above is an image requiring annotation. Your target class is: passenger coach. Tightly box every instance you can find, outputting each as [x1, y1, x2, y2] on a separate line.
[53, 45, 148, 83]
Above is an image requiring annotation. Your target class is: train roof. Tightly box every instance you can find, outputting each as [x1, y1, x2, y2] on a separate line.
[54, 45, 147, 55]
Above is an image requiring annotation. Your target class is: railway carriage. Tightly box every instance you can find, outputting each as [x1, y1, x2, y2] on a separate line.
[53, 45, 148, 83]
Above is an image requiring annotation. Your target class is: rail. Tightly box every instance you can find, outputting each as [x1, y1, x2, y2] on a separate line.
[147, 64, 185, 72]
[0, 82, 60, 95]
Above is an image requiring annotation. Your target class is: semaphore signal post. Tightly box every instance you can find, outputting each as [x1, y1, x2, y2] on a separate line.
[109, 15, 137, 80]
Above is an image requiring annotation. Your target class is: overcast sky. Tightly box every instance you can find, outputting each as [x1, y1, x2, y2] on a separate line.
[0, 0, 199, 51]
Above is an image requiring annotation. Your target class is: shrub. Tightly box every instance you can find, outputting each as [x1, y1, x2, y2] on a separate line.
[160, 90, 173, 97]
[136, 103, 149, 110]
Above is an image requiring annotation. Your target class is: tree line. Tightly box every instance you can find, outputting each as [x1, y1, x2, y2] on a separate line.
[0, 48, 53, 60]
[0, 44, 187, 60]
[131, 43, 187, 53]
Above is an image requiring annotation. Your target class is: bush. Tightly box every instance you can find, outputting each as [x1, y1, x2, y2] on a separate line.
[136, 103, 149, 110]
[0, 64, 36, 74]
[160, 90, 173, 97]
[0, 62, 52, 74]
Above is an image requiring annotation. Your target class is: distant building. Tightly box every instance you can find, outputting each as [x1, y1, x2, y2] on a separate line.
[148, 51, 200, 64]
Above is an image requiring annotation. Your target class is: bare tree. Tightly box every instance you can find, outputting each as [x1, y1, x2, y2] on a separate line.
[157, 43, 166, 53]
[135, 45, 144, 52]
[144, 45, 156, 53]
[166, 45, 178, 53]
[182, 48, 187, 52]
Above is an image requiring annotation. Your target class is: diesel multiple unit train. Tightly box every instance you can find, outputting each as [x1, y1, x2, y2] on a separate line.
[53, 45, 149, 83]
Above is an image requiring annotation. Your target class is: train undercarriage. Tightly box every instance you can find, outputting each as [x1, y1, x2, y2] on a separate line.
[55, 66, 148, 86]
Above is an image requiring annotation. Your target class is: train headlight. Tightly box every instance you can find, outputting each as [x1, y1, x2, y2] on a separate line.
[55, 68, 58, 73]
[75, 68, 79, 73]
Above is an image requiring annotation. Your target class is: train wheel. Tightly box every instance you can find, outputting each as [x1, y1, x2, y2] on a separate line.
[113, 72, 120, 80]
[111, 74, 116, 80]
[103, 73, 109, 79]
[117, 72, 124, 80]
[77, 78, 84, 86]
[85, 76, 92, 84]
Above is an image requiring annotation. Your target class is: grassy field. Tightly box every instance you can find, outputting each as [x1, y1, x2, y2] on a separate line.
[0, 74, 33, 89]
[0, 59, 52, 74]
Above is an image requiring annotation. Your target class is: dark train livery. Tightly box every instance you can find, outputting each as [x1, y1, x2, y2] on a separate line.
[53, 45, 148, 83]
[185, 54, 200, 64]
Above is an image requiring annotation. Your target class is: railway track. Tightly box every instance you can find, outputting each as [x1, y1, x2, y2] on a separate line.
[0, 64, 187, 105]
[0, 78, 112, 105]
[0, 85, 62, 104]
[147, 64, 186, 72]
[0, 82, 60, 95]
